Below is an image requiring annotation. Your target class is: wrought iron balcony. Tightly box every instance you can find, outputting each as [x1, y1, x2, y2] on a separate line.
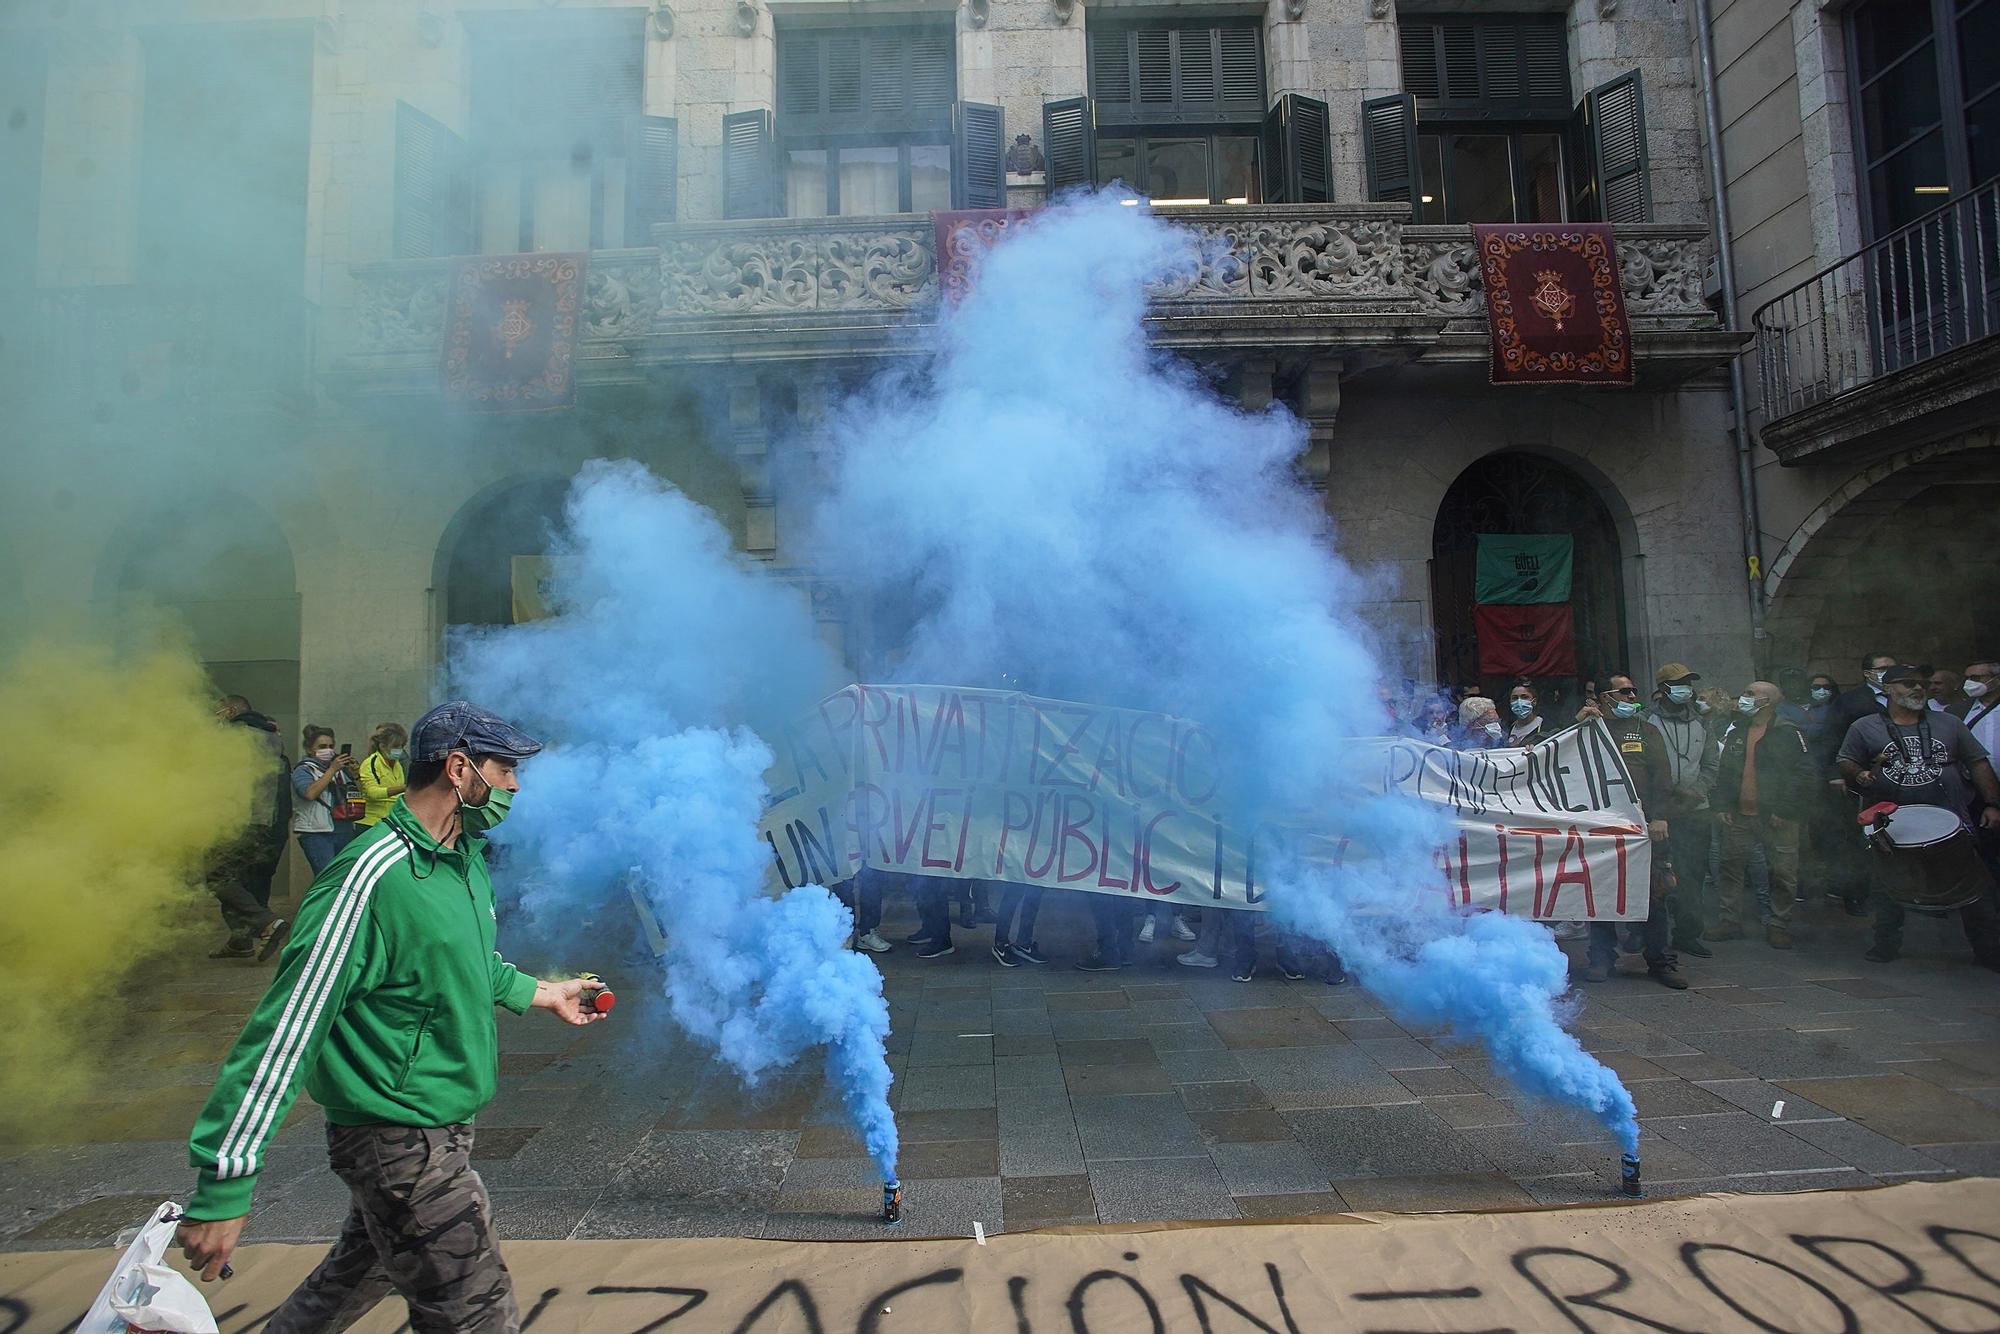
[1754, 178, 2000, 460]
[341, 207, 1723, 381]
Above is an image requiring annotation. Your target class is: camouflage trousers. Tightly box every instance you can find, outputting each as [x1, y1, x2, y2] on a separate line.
[267, 1123, 519, 1334]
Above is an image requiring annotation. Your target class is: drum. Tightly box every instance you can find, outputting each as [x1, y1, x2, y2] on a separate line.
[1865, 804, 1994, 911]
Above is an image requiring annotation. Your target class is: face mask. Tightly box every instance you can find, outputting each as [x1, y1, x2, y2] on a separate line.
[388, 747, 408, 762]
[1665, 684, 1694, 704]
[1737, 695, 1758, 715]
[1612, 700, 1642, 719]
[1865, 669, 1886, 688]
[1511, 698, 1534, 718]
[1695, 699, 1712, 714]
[1965, 680, 1990, 699]
[1811, 686, 1833, 702]
[1483, 721, 1503, 739]
[313, 747, 336, 763]
[455, 764, 513, 835]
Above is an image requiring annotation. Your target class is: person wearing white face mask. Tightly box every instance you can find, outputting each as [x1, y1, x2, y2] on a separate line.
[1649, 664, 1716, 958]
[1964, 662, 2000, 758]
[1709, 683, 1813, 949]
[292, 724, 360, 876]
[1457, 694, 1505, 749]
[1507, 682, 1544, 745]
[1575, 675, 1688, 988]
[355, 722, 409, 831]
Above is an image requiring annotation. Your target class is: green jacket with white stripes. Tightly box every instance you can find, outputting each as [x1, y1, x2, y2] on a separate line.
[186, 798, 540, 1220]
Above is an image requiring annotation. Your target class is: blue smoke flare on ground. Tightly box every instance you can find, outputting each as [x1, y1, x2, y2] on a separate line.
[808, 190, 1640, 1154]
[450, 462, 900, 1178]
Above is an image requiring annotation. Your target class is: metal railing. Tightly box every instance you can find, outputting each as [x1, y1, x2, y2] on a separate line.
[1754, 177, 2000, 421]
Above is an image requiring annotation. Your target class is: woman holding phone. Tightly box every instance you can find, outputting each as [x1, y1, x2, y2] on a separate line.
[292, 725, 360, 875]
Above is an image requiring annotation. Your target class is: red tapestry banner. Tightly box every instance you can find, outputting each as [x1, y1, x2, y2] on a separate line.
[1473, 602, 1579, 677]
[933, 209, 1035, 302]
[442, 252, 587, 411]
[1472, 223, 1634, 387]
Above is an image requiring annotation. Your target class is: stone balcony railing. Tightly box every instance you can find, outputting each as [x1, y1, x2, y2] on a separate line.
[344, 205, 1720, 371]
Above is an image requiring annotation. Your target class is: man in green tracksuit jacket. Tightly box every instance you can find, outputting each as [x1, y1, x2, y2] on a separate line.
[176, 701, 602, 1333]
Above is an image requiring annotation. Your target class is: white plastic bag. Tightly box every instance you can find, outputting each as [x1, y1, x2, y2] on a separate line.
[77, 1201, 219, 1334]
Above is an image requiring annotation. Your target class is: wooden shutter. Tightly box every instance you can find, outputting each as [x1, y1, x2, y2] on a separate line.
[625, 114, 678, 241]
[1398, 16, 1569, 116]
[1361, 92, 1418, 204]
[1044, 96, 1096, 193]
[952, 102, 1006, 209]
[1581, 70, 1651, 224]
[1089, 23, 1264, 125]
[394, 101, 470, 258]
[721, 108, 775, 219]
[1262, 93, 1330, 204]
[777, 24, 955, 133]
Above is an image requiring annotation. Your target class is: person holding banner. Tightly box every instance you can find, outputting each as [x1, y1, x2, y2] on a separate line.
[1506, 683, 1546, 746]
[1578, 675, 1689, 989]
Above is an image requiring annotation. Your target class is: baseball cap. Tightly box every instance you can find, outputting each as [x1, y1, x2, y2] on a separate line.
[1879, 664, 1925, 685]
[1654, 663, 1701, 686]
[410, 700, 544, 763]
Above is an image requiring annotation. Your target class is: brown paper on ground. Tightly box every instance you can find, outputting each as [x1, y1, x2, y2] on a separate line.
[4, 1179, 1996, 1332]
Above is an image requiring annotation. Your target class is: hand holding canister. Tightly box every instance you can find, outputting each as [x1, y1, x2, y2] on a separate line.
[577, 972, 616, 1014]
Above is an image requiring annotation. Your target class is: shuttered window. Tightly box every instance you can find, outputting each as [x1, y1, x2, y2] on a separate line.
[1088, 22, 1265, 127]
[1398, 16, 1569, 119]
[778, 25, 956, 135]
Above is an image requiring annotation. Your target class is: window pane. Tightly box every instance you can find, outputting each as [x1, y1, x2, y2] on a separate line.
[1519, 131, 1565, 222]
[1858, 42, 1943, 163]
[1416, 133, 1446, 223]
[787, 149, 829, 217]
[1969, 86, 1999, 185]
[1098, 137, 1138, 189]
[1216, 135, 1258, 203]
[1145, 137, 1210, 203]
[838, 145, 899, 215]
[1852, 0, 1934, 81]
[910, 144, 951, 211]
[1960, 1, 2000, 102]
[1447, 133, 1514, 222]
[1869, 130, 1949, 234]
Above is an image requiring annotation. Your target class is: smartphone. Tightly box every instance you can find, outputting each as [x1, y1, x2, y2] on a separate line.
[340, 743, 352, 757]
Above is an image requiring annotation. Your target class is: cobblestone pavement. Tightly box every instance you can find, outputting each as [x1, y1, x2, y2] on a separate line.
[5, 891, 1996, 1249]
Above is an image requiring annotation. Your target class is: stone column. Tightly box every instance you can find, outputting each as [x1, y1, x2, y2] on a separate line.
[1570, 0, 1703, 227]
[965, 0, 1084, 208]
[1264, 0, 1400, 204]
[675, 0, 775, 222]
[1294, 355, 1342, 489]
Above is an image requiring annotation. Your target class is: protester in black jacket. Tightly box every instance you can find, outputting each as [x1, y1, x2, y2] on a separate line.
[1710, 683, 1814, 949]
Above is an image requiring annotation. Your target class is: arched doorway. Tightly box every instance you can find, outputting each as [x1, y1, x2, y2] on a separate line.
[435, 477, 572, 633]
[1765, 441, 2000, 676]
[1431, 451, 1629, 701]
[102, 494, 302, 744]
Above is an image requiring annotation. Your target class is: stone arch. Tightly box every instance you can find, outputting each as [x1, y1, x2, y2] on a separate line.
[1763, 429, 2000, 675]
[430, 473, 575, 638]
[1431, 448, 1640, 702]
[94, 488, 303, 744]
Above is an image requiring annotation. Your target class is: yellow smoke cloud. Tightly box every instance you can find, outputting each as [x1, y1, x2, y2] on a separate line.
[0, 641, 264, 1131]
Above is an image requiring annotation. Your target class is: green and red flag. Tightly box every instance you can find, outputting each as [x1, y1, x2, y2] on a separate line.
[1474, 534, 1573, 605]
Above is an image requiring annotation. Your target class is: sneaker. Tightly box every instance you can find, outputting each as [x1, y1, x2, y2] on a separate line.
[1012, 942, 1048, 965]
[209, 936, 255, 959]
[1648, 966, 1690, 991]
[1280, 965, 1306, 981]
[1765, 925, 1793, 950]
[256, 918, 292, 962]
[1232, 966, 1254, 982]
[1864, 946, 1897, 964]
[1325, 962, 1348, 986]
[1843, 896, 1870, 917]
[1675, 938, 1714, 959]
[1137, 918, 1156, 944]
[854, 930, 892, 954]
[1075, 953, 1120, 971]
[1581, 963, 1611, 983]
[990, 943, 1019, 968]
[917, 941, 955, 960]
[906, 933, 936, 947]
[1176, 950, 1219, 969]
[1171, 916, 1198, 941]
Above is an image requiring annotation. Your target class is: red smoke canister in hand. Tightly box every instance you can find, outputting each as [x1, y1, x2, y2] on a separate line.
[577, 972, 615, 1015]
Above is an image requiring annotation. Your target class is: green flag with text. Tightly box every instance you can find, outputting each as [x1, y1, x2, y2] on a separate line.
[1474, 534, 1573, 604]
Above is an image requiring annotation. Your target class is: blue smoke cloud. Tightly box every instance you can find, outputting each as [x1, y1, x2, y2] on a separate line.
[449, 463, 900, 1177]
[809, 190, 1639, 1155]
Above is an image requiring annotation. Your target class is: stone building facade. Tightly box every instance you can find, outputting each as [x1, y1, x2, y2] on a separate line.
[0, 0, 1773, 777]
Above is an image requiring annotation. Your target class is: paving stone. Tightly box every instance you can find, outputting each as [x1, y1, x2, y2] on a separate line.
[243, 1168, 355, 1242]
[898, 1139, 1000, 1179]
[1207, 1140, 1330, 1196]
[1814, 977, 1919, 1000]
[1288, 1106, 1493, 1179]
[1058, 1038, 1159, 1067]
[1306, 990, 1388, 1022]
[1177, 1081, 1271, 1113]
[1191, 1109, 1295, 1144]
[475, 1114, 654, 1189]
[1237, 1046, 1413, 1110]
[17, 1194, 177, 1244]
[470, 1126, 544, 1162]
[1206, 1006, 1343, 1050]
[1628, 1080, 1738, 1119]
[1597, 1051, 1674, 1081]
[600, 1129, 795, 1214]
[1392, 1067, 1479, 1097]
[1915, 1040, 2000, 1078]
[1509, 1098, 1625, 1144]
[998, 1103, 1085, 1178]
[1777, 1074, 2000, 1145]
[1002, 1173, 1097, 1228]
[901, 1108, 998, 1142]
[1334, 1018, 1407, 1040]
[897, 1066, 997, 1111]
[1778, 1120, 1948, 1176]
[795, 1123, 867, 1160]
[1232, 1190, 1351, 1217]
[1354, 1036, 1448, 1071]
[1064, 1063, 1174, 1097]
[1642, 1112, 1848, 1175]
[1088, 1156, 1237, 1224]
[1049, 1010, 1146, 1041]
[990, 1030, 1058, 1058]
[994, 1053, 1066, 1090]
[1073, 1094, 1205, 1161]
[486, 1187, 602, 1240]
[1131, 999, 1206, 1026]
[1149, 1021, 1230, 1054]
[768, 1176, 1002, 1241]
[907, 1032, 994, 1067]
[1155, 1049, 1246, 1083]
[1421, 1095, 1527, 1131]
[1332, 1172, 1535, 1213]
[1898, 1058, 2000, 1091]
[1451, 1125, 1602, 1178]
[1047, 990, 1131, 1012]
[1649, 1052, 1754, 1081]
[1919, 1142, 2000, 1174]
[1680, 1028, 1887, 1080]
[1696, 1079, 1839, 1122]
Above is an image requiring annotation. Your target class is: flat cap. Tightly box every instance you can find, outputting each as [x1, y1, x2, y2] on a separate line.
[410, 700, 543, 762]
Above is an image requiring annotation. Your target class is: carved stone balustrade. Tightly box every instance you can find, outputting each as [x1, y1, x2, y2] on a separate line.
[339, 207, 1731, 385]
